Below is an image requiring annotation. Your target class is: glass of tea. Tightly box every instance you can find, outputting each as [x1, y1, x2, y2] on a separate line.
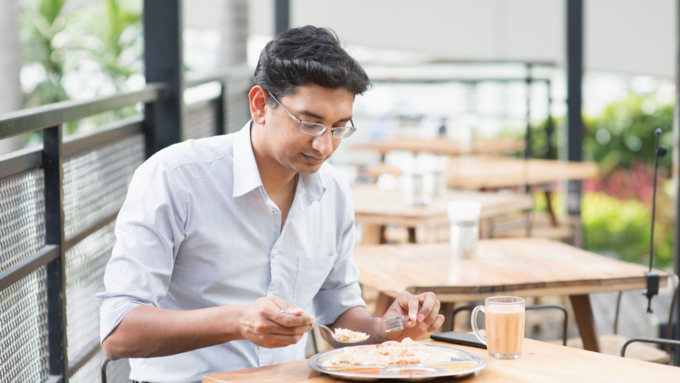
[471, 296, 525, 359]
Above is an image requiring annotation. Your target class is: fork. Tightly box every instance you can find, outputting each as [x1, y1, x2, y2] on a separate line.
[382, 315, 409, 332]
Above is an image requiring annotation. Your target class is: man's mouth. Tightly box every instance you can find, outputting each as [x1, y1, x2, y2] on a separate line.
[302, 153, 326, 165]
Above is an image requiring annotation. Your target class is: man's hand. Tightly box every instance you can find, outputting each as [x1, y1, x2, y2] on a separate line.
[238, 296, 314, 348]
[382, 292, 444, 342]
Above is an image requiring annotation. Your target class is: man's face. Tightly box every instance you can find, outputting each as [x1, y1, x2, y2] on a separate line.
[263, 83, 354, 174]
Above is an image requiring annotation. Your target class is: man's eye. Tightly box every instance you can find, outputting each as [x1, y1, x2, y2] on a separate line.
[302, 122, 322, 129]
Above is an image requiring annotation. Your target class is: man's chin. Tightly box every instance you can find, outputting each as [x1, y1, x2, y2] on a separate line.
[294, 162, 324, 174]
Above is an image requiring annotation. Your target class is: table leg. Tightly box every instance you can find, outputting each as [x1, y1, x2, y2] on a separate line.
[545, 190, 559, 227]
[361, 224, 387, 245]
[569, 294, 601, 352]
[374, 291, 396, 317]
[407, 227, 417, 243]
[440, 302, 455, 333]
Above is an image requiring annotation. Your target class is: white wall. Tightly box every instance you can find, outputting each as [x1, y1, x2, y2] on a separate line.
[247, 0, 677, 79]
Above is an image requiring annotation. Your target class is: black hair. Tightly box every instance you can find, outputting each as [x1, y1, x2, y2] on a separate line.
[253, 25, 371, 105]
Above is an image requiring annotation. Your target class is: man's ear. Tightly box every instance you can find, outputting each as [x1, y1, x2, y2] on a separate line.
[249, 86, 268, 125]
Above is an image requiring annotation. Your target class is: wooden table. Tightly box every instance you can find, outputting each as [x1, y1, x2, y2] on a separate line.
[445, 156, 598, 189]
[350, 137, 525, 157]
[203, 338, 679, 382]
[352, 184, 533, 244]
[366, 156, 598, 228]
[352, 239, 667, 353]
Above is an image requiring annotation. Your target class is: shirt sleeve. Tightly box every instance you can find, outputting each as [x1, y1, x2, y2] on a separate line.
[311, 186, 366, 325]
[95, 156, 187, 344]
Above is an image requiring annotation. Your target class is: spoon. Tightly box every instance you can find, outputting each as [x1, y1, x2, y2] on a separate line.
[280, 309, 369, 343]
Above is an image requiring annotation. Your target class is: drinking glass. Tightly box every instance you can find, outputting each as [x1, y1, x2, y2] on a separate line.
[447, 200, 481, 258]
[471, 296, 525, 359]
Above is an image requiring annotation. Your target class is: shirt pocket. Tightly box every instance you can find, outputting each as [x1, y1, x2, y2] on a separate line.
[292, 254, 336, 310]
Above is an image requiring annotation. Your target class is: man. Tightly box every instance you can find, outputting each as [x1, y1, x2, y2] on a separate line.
[97, 26, 444, 383]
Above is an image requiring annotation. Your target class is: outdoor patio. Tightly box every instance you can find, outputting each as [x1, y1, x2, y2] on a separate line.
[0, 1, 679, 383]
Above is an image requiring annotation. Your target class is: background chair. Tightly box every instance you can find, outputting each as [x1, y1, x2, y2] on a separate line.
[451, 303, 568, 346]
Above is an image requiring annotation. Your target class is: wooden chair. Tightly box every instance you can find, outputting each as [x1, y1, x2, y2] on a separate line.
[565, 274, 679, 363]
[617, 274, 680, 365]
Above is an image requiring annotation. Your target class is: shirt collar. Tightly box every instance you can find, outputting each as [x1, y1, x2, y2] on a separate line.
[233, 121, 264, 197]
[232, 121, 327, 202]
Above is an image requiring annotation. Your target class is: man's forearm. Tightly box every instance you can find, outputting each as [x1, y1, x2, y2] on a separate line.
[103, 304, 245, 360]
[320, 307, 386, 347]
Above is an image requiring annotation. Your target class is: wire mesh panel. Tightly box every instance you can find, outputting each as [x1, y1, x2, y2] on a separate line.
[0, 169, 45, 272]
[63, 134, 144, 237]
[65, 222, 116, 362]
[184, 102, 218, 140]
[0, 266, 50, 382]
[63, 134, 144, 377]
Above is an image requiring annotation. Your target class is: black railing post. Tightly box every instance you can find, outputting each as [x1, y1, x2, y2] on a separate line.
[217, 82, 227, 135]
[143, 0, 183, 157]
[546, 80, 554, 160]
[275, 0, 290, 35]
[43, 125, 67, 381]
[566, 0, 584, 247]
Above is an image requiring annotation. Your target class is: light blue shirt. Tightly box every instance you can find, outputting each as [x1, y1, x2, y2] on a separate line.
[95, 121, 365, 383]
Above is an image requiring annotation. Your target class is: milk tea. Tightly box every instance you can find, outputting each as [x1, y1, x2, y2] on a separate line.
[486, 305, 525, 356]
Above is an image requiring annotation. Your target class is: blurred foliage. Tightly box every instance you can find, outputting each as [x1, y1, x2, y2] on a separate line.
[20, 0, 142, 139]
[22, 0, 70, 107]
[581, 192, 673, 270]
[81, 0, 142, 91]
[524, 93, 676, 270]
[583, 94, 673, 175]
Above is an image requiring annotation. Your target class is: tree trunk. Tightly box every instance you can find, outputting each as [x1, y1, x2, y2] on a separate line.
[0, 0, 25, 154]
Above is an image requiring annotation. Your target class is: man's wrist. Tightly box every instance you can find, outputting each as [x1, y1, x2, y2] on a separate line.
[372, 316, 387, 343]
[220, 304, 246, 342]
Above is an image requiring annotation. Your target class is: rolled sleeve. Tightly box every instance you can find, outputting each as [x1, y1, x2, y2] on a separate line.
[95, 155, 186, 343]
[311, 197, 366, 325]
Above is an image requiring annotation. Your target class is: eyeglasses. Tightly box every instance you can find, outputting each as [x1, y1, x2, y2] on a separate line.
[266, 90, 356, 139]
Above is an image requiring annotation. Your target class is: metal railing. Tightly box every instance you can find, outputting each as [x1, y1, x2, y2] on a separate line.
[0, 65, 251, 382]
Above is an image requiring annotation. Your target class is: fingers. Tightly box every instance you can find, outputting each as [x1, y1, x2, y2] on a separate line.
[417, 293, 437, 323]
[397, 294, 419, 323]
[266, 296, 315, 327]
[269, 296, 304, 316]
[269, 322, 314, 336]
[260, 333, 306, 348]
[420, 300, 441, 330]
[426, 314, 445, 333]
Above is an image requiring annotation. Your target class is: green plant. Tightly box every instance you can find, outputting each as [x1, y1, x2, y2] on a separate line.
[584, 94, 673, 175]
[581, 192, 673, 270]
[22, 0, 70, 107]
[83, 0, 142, 91]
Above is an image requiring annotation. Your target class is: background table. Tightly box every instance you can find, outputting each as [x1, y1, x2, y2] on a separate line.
[366, 156, 598, 229]
[352, 239, 667, 353]
[445, 155, 598, 189]
[350, 137, 525, 157]
[352, 184, 533, 244]
[203, 338, 679, 382]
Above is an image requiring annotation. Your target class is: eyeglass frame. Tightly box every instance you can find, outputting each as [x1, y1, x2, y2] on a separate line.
[265, 90, 357, 139]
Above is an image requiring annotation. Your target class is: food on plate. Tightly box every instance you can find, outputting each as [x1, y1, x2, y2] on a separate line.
[329, 338, 451, 366]
[332, 328, 369, 341]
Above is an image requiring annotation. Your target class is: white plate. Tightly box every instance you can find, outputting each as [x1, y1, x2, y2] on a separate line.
[308, 344, 487, 381]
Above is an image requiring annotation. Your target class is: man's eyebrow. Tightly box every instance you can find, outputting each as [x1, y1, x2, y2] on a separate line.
[299, 110, 352, 122]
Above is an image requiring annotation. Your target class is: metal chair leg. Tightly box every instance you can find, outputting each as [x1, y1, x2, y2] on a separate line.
[101, 357, 111, 383]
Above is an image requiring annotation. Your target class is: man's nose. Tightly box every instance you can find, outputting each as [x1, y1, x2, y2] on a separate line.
[312, 130, 334, 156]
